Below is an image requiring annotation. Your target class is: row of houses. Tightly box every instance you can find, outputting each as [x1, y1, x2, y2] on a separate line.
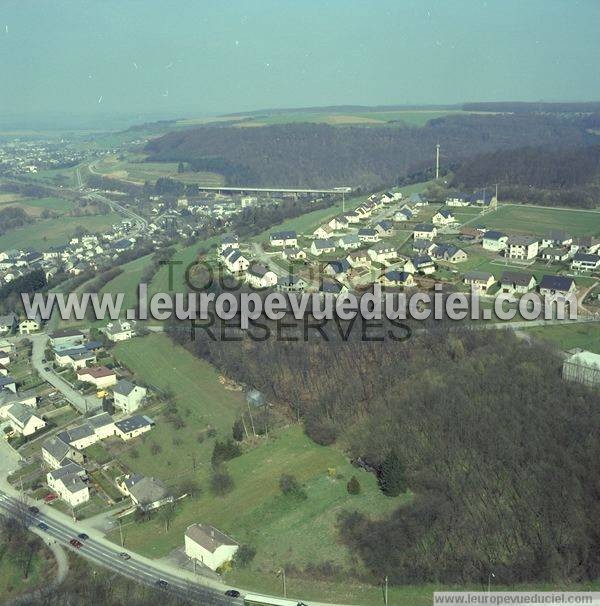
[463, 270, 577, 297]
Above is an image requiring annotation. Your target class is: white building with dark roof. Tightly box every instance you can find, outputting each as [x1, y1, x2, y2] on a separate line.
[113, 380, 147, 415]
[184, 523, 239, 571]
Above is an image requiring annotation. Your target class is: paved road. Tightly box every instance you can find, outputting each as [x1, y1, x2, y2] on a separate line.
[0, 489, 237, 605]
[29, 333, 101, 415]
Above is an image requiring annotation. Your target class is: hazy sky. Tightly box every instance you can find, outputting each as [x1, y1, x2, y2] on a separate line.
[1, 0, 599, 126]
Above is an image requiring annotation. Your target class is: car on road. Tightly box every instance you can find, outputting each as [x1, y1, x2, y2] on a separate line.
[156, 579, 169, 590]
[119, 552, 131, 560]
[37, 522, 49, 531]
[77, 533, 89, 541]
[28, 506, 40, 514]
[41, 358, 46, 363]
[44, 493, 58, 503]
[44, 366, 51, 371]
[225, 590, 241, 598]
[69, 539, 83, 549]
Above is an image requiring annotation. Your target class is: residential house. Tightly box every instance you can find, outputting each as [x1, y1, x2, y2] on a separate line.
[76, 366, 117, 388]
[56, 424, 98, 450]
[55, 349, 97, 370]
[114, 415, 154, 441]
[281, 247, 306, 262]
[269, 231, 297, 248]
[469, 191, 496, 207]
[374, 220, 394, 237]
[18, 316, 41, 335]
[412, 239, 437, 255]
[221, 248, 250, 274]
[357, 228, 379, 243]
[3, 402, 45, 436]
[368, 243, 398, 264]
[49, 328, 86, 350]
[409, 193, 428, 206]
[539, 275, 576, 298]
[219, 234, 239, 252]
[378, 270, 415, 288]
[47, 463, 89, 507]
[319, 279, 348, 296]
[445, 193, 470, 207]
[432, 243, 468, 263]
[393, 208, 413, 223]
[0, 313, 17, 335]
[310, 239, 336, 256]
[276, 275, 308, 293]
[540, 247, 570, 262]
[329, 215, 350, 231]
[185, 524, 239, 571]
[482, 231, 508, 252]
[313, 224, 335, 239]
[87, 412, 116, 439]
[344, 211, 361, 224]
[0, 376, 17, 393]
[324, 259, 351, 279]
[406, 255, 436, 275]
[412, 224, 437, 241]
[570, 236, 600, 255]
[246, 264, 278, 289]
[104, 319, 136, 342]
[499, 272, 537, 294]
[113, 380, 147, 414]
[337, 234, 361, 251]
[120, 474, 173, 512]
[542, 231, 572, 249]
[463, 271, 495, 294]
[346, 250, 371, 267]
[42, 435, 85, 469]
[432, 209, 455, 227]
[506, 235, 539, 261]
[571, 253, 600, 271]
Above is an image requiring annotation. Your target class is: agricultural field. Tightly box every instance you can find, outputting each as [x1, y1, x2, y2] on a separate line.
[90, 154, 224, 186]
[0, 194, 73, 217]
[99, 253, 154, 311]
[0, 212, 120, 250]
[211, 108, 481, 129]
[477, 204, 600, 237]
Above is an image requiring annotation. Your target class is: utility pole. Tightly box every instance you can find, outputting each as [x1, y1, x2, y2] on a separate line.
[435, 143, 440, 180]
[118, 518, 124, 547]
[488, 571, 495, 593]
[278, 568, 287, 597]
[342, 191, 345, 213]
[384, 576, 389, 606]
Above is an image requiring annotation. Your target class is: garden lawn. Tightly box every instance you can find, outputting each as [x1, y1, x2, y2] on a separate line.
[522, 322, 600, 354]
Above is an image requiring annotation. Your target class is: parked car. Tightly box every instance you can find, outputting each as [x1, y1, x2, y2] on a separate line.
[37, 522, 49, 531]
[156, 579, 169, 590]
[225, 590, 241, 598]
[77, 533, 89, 541]
[69, 539, 83, 549]
[28, 506, 39, 514]
[44, 493, 58, 503]
[119, 552, 131, 560]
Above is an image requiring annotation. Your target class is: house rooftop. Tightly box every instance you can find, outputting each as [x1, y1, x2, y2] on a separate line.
[114, 415, 154, 434]
[113, 379, 137, 397]
[76, 366, 115, 379]
[185, 523, 239, 552]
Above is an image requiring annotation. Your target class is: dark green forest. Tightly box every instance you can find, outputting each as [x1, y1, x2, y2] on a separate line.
[166, 314, 600, 586]
[144, 113, 595, 189]
[452, 145, 600, 208]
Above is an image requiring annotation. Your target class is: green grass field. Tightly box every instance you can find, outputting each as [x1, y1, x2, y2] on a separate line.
[522, 322, 600, 354]
[479, 204, 600, 237]
[100, 253, 154, 310]
[112, 333, 243, 477]
[0, 212, 120, 251]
